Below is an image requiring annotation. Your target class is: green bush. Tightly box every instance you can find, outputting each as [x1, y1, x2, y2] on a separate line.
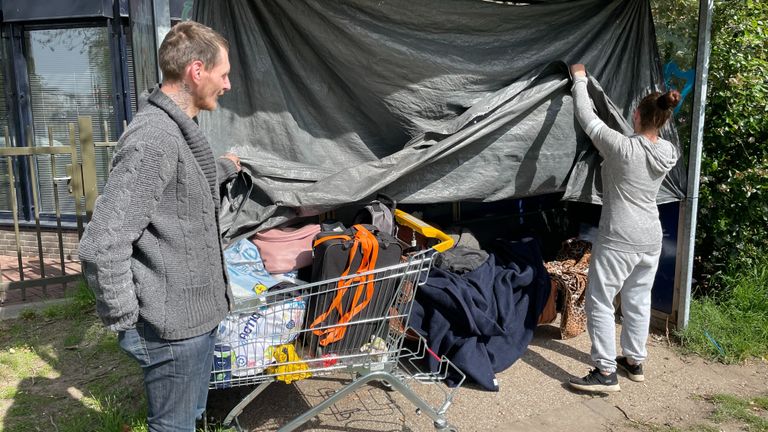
[696, 0, 768, 286]
[652, 0, 768, 291]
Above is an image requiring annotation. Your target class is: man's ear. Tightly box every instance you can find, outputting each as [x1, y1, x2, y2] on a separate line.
[188, 60, 205, 84]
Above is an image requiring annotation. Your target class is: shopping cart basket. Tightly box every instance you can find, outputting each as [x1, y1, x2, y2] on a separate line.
[209, 210, 465, 431]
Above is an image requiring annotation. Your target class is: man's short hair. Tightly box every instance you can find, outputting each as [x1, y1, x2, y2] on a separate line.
[158, 21, 229, 82]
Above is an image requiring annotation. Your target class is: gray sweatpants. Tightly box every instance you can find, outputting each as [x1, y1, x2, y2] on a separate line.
[586, 243, 661, 373]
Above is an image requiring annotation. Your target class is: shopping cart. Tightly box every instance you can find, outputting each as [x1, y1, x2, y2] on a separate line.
[209, 210, 464, 432]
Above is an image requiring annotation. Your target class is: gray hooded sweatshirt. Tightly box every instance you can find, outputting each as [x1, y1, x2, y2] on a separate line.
[572, 76, 680, 253]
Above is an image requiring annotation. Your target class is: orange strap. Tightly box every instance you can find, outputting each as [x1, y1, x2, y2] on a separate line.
[313, 234, 351, 248]
[309, 225, 380, 346]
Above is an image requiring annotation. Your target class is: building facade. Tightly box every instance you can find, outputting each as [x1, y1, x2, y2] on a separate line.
[0, 0, 189, 258]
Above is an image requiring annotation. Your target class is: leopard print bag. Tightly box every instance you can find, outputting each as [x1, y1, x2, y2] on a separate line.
[544, 239, 592, 339]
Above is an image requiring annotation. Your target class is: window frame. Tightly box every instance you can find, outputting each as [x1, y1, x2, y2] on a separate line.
[0, 14, 132, 228]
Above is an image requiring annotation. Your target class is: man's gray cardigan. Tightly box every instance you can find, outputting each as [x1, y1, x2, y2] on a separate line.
[79, 87, 236, 340]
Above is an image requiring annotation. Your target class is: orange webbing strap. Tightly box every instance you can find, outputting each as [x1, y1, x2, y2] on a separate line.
[334, 226, 379, 338]
[309, 225, 380, 346]
[309, 234, 358, 341]
[313, 234, 351, 248]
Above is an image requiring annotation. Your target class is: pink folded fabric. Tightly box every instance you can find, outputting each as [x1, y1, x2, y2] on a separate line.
[251, 224, 321, 273]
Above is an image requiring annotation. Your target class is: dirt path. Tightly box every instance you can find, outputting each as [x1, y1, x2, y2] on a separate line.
[208, 323, 768, 431]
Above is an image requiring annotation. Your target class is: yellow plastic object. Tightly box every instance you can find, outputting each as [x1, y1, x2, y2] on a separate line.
[394, 209, 454, 252]
[265, 344, 312, 384]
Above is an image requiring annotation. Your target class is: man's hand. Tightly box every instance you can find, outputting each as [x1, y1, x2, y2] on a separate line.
[570, 64, 587, 78]
[222, 152, 241, 172]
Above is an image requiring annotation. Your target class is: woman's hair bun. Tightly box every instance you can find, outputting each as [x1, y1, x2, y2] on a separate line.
[657, 90, 681, 111]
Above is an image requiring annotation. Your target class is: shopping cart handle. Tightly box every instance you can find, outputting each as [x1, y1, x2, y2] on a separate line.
[394, 209, 454, 253]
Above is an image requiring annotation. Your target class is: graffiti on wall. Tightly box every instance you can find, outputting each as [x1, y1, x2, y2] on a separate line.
[663, 61, 694, 114]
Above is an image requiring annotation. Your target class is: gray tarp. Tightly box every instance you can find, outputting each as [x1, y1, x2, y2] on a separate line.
[193, 0, 686, 241]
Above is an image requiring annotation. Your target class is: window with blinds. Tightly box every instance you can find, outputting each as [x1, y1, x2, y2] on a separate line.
[0, 40, 14, 213]
[125, 25, 138, 115]
[24, 27, 116, 216]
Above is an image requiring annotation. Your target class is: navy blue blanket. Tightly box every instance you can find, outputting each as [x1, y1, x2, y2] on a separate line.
[409, 238, 550, 391]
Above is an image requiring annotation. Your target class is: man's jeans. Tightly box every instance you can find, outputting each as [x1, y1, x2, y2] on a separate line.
[119, 321, 217, 432]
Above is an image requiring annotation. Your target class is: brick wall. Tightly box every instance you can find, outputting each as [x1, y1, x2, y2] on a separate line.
[0, 227, 80, 260]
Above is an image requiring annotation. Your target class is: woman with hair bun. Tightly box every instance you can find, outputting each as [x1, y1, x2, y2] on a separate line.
[567, 64, 681, 393]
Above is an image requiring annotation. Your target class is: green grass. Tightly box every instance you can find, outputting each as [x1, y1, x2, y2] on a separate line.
[708, 394, 768, 431]
[629, 420, 723, 432]
[6, 322, 27, 342]
[687, 426, 722, 432]
[0, 387, 17, 400]
[17, 309, 38, 320]
[677, 253, 768, 363]
[62, 392, 148, 432]
[0, 280, 231, 432]
[41, 279, 97, 320]
[0, 345, 55, 379]
[754, 396, 768, 410]
[626, 393, 768, 432]
[0, 281, 148, 432]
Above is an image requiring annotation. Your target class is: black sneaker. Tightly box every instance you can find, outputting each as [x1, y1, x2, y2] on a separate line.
[569, 368, 621, 392]
[616, 356, 644, 382]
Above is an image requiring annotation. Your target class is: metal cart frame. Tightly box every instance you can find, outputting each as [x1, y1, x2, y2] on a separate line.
[209, 213, 463, 432]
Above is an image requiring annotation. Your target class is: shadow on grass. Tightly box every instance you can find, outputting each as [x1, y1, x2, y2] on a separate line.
[0, 281, 147, 432]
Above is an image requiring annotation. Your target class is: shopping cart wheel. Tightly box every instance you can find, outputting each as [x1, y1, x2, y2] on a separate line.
[434, 418, 458, 431]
